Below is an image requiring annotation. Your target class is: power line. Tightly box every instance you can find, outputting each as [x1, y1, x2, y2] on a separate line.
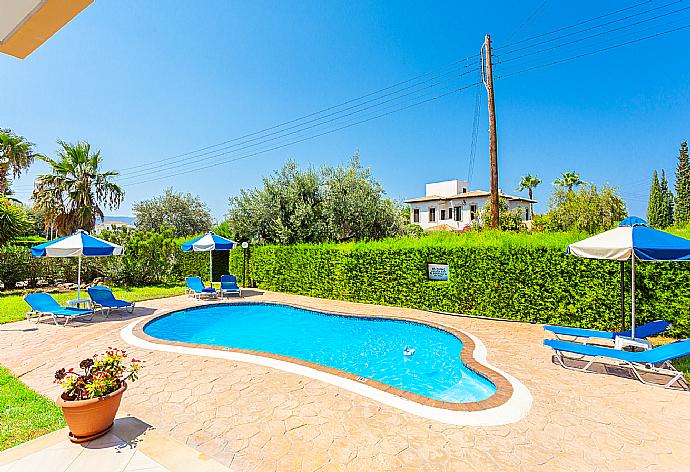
[495, 22, 690, 79]
[495, 11, 690, 75]
[119, 78, 480, 184]
[112, 1, 687, 187]
[118, 66, 481, 179]
[121, 81, 482, 186]
[467, 82, 482, 186]
[504, 0, 550, 43]
[493, 0, 654, 50]
[118, 55, 480, 173]
[497, 2, 690, 64]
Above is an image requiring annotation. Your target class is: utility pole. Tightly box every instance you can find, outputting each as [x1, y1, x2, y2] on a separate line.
[482, 34, 500, 229]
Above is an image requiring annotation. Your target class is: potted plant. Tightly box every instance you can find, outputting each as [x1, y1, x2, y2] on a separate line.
[54, 347, 142, 443]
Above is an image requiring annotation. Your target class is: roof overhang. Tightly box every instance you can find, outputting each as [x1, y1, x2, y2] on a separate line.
[0, 0, 92, 59]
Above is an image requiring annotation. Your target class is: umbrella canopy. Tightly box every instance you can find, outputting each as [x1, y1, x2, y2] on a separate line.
[567, 216, 690, 261]
[31, 230, 124, 300]
[567, 217, 690, 338]
[181, 232, 236, 283]
[31, 230, 124, 257]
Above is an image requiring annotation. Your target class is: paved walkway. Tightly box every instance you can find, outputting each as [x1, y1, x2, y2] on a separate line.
[1, 291, 689, 471]
[0, 416, 228, 472]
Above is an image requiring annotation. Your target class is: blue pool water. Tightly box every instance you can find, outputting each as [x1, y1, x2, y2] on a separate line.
[144, 303, 496, 403]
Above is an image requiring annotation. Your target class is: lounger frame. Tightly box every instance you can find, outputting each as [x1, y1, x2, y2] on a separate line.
[184, 287, 217, 299]
[25, 309, 95, 326]
[92, 302, 135, 318]
[551, 348, 688, 390]
[220, 287, 242, 298]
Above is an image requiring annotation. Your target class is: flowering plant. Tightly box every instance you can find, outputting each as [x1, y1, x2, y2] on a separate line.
[54, 348, 143, 401]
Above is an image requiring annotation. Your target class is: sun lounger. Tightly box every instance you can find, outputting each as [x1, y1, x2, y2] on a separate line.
[24, 292, 95, 326]
[544, 338, 690, 390]
[87, 286, 135, 317]
[185, 276, 217, 299]
[219, 274, 242, 298]
[544, 320, 671, 342]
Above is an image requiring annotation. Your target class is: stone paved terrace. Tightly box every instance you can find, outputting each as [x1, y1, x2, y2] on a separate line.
[1, 291, 689, 471]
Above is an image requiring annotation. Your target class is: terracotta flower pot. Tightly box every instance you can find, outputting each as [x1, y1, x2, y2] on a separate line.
[57, 382, 127, 443]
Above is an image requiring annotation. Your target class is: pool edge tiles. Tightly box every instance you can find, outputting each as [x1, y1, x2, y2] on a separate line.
[123, 301, 532, 425]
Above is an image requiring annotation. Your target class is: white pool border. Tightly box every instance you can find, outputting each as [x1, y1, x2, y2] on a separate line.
[121, 319, 532, 426]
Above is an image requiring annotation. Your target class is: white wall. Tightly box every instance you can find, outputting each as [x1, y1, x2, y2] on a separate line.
[425, 180, 469, 198]
[410, 197, 532, 231]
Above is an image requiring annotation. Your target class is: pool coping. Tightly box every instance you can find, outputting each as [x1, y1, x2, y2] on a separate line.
[122, 300, 532, 426]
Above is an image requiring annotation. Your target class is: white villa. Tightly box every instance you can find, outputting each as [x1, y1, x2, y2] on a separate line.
[94, 220, 136, 234]
[405, 179, 535, 231]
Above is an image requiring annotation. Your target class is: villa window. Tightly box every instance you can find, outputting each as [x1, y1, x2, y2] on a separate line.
[413, 208, 420, 223]
[470, 204, 477, 221]
[525, 208, 530, 221]
[455, 207, 462, 221]
[440, 209, 446, 220]
[462, 187, 467, 194]
[429, 208, 436, 223]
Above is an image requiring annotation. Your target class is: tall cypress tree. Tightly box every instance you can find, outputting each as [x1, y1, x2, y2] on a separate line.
[659, 169, 673, 228]
[675, 141, 690, 226]
[647, 170, 663, 227]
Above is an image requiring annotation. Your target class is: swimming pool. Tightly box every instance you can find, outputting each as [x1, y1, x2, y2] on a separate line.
[143, 303, 496, 403]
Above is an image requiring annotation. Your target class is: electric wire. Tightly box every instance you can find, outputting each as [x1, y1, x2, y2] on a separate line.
[467, 82, 482, 186]
[497, 2, 689, 64]
[493, 0, 654, 50]
[118, 55, 480, 173]
[495, 22, 690, 78]
[109, 1, 688, 186]
[504, 0, 550, 43]
[120, 81, 482, 186]
[495, 12, 690, 75]
[118, 66, 481, 179]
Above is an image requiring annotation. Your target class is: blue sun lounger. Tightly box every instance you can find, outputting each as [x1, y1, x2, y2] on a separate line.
[87, 286, 135, 317]
[219, 274, 242, 298]
[24, 292, 95, 326]
[544, 338, 690, 390]
[185, 276, 217, 299]
[544, 320, 671, 342]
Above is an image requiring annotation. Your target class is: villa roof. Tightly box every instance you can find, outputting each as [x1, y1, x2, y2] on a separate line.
[404, 190, 536, 204]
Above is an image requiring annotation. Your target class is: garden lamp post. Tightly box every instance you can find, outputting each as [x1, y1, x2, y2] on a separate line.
[242, 241, 249, 288]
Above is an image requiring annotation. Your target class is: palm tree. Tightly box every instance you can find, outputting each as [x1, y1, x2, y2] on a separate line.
[516, 174, 541, 218]
[0, 128, 40, 195]
[32, 141, 124, 235]
[554, 171, 585, 192]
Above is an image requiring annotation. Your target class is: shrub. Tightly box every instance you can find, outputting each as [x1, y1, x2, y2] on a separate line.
[0, 198, 33, 246]
[230, 232, 690, 337]
[0, 245, 30, 289]
[97, 228, 209, 286]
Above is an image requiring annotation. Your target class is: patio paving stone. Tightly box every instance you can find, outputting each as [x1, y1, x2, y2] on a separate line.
[1, 290, 689, 470]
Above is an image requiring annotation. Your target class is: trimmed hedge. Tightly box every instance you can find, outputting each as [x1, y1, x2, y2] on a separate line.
[0, 242, 226, 290]
[229, 232, 690, 337]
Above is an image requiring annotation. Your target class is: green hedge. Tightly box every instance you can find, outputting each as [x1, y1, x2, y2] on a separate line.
[0, 236, 227, 290]
[229, 232, 690, 337]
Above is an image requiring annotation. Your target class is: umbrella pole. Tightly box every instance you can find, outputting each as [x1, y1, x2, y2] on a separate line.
[620, 261, 625, 332]
[77, 255, 82, 300]
[631, 255, 636, 339]
[209, 250, 213, 286]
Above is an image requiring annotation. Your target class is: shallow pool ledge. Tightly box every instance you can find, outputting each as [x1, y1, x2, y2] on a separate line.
[121, 314, 532, 426]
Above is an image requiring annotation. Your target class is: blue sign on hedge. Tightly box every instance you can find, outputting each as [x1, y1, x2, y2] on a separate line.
[428, 263, 449, 281]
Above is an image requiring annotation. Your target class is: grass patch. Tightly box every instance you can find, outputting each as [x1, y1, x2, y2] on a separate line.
[0, 367, 65, 451]
[278, 230, 588, 251]
[0, 284, 185, 324]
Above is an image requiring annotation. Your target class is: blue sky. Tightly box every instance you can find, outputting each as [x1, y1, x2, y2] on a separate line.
[1, 0, 689, 219]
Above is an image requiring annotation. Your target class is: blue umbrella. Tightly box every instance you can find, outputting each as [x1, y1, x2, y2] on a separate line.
[567, 217, 690, 337]
[181, 231, 236, 283]
[31, 230, 124, 301]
